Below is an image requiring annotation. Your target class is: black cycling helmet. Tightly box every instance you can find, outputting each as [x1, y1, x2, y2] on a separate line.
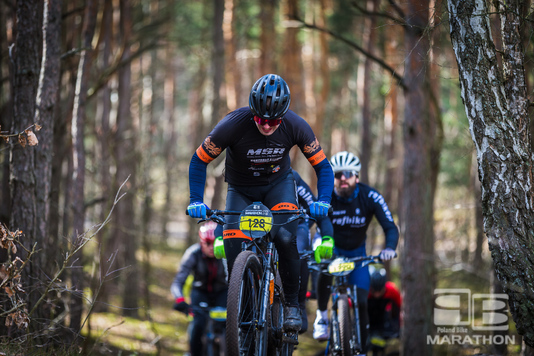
[370, 268, 387, 292]
[249, 74, 291, 120]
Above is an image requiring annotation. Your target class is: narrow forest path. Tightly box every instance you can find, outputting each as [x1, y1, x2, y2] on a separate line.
[83, 239, 326, 355]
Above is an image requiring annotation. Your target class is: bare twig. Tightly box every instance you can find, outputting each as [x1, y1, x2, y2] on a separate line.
[29, 176, 130, 317]
[289, 14, 407, 90]
[351, 0, 406, 25]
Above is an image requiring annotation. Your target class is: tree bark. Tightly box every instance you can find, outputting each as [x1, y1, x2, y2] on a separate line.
[400, 1, 435, 355]
[259, 0, 276, 76]
[211, 0, 226, 126]
[114, 0, 139, 317]
[32, 0, 61, 327]
[69, 0, 98, 335]
[9, 0, 41, 336]
[382, 9, 401, 213]
[448, 0, 534, 346]
[358, 0, 378, 184]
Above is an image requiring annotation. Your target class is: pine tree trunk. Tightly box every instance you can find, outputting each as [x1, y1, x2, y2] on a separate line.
[32, 0, 61, 328]
[400, 1, 435, 355]
[9, 0, 41, 337]
[69, 0, 98, 335]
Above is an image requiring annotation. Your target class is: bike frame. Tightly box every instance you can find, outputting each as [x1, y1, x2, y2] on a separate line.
[204, 203, 309, 356]
[309, 255, 382, 356]
[193, 302, 227, 356]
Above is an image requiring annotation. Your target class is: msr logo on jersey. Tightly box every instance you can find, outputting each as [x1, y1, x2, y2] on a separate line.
[247, 148, 286, 155]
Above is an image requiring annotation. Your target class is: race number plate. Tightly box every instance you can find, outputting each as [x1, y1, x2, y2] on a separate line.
[328, 258, 355, 276]
[209, 307, 227, 321]
[239, 202, 273, 239]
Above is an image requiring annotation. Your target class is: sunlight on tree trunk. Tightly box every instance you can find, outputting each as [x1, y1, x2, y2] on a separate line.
[448, 0, 534, 346]
[70, 0, 98, 335]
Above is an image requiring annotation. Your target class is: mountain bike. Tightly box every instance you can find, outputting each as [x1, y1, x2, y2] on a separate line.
[203, 202, 309, 356]
[308, 254, 386, 356]
[189, 302, 227, 356]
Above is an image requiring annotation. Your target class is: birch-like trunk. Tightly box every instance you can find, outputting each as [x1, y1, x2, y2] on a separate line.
[448, 0, 534, 346]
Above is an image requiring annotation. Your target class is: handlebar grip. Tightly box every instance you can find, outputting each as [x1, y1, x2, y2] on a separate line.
[185, 207, 213, 217]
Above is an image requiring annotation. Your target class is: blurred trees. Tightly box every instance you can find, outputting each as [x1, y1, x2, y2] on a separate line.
[0, 0, 531, 353]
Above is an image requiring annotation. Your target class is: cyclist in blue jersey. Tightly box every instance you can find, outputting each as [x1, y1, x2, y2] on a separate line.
[292, 169, 334, 333]
[171, 222, 228, 356]
[312, 151, 399, 352]
[187, 74, 334, 331]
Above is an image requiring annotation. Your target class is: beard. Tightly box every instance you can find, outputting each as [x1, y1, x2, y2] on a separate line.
[335, 184, 356, 198]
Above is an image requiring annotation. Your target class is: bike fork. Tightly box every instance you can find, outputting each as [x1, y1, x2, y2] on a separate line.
[351, 285, 362, 352]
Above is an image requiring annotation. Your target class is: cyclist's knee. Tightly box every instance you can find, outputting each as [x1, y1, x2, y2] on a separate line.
[275, 227, 299, 258]
[356, 287, 368, 306]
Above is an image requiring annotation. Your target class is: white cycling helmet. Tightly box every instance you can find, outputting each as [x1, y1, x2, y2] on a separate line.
[330, 151, 361, 174]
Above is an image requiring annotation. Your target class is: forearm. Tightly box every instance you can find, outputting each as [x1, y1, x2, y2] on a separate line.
[189, 152, 208, 203]
[313, 159, 334, 203]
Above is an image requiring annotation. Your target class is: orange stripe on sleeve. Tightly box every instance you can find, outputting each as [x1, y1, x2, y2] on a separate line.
[307, 150, 327, 166]
[271, 203, 298, 211]
[196, 145, 216, 164]
[223, 229, 252, 240]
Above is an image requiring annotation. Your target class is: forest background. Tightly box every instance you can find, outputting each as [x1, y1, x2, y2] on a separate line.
[1, 0, 533, 355]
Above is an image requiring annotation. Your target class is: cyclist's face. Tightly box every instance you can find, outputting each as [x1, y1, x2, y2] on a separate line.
[254, 118, 281, 136]
[334, 172, 358, 198]
[201, 239, 215, 258]
[371, 288, 385, 298]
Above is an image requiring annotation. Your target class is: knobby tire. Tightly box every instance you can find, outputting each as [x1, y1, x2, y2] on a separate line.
[337, 294, 352, 356]
[226, 251, 263, 356]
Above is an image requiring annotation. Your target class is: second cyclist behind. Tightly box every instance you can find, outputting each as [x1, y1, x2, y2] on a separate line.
[312, 151, 399, 352]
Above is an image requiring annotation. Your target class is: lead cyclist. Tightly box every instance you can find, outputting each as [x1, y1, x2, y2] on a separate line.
[186, 74, 334, 332]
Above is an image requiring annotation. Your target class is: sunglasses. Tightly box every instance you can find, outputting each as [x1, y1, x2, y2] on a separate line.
[254, 115, 282, 127]
[334, 171, 358, 179]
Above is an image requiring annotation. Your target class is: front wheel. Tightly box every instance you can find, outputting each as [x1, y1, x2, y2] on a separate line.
[226, 251, 263, 356]
[337, 294, 353, 356]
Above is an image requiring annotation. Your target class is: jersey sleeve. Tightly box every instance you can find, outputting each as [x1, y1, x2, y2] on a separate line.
[286, 112, 334, 203]
[384, 281, 402, 318]
[170, 245, 198, 299]
[293, 169, 334, 236]
[368, 189, 399, 250]
[189, 109, 249, 203]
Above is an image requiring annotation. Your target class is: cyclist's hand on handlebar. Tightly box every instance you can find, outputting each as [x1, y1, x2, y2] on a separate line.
[314, 236, 334, 263]
[310, 201, 331, 218]
[187, 202, 209, 219]
[213, 236, 226, 259]
[173, 297, 190, 315]
[379, 247, 396, 261]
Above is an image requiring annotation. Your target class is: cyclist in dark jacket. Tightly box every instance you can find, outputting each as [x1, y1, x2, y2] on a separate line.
[313, 151, 399, 352]
[187, 74, 334, 331]
[292, 169, 334, 333]
[171, 222, 228, 356]
[367, 267, 401, 338]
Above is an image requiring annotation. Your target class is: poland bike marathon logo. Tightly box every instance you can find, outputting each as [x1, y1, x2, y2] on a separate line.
[428, 288, 516, 346]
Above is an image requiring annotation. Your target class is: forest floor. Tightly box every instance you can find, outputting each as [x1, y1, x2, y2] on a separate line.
[82, 239, 330, 356]
[81, 239, 522, 356]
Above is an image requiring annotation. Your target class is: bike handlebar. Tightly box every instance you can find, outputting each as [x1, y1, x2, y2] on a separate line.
[186, 207, 311, 226]
[307, 254, 394, 273]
